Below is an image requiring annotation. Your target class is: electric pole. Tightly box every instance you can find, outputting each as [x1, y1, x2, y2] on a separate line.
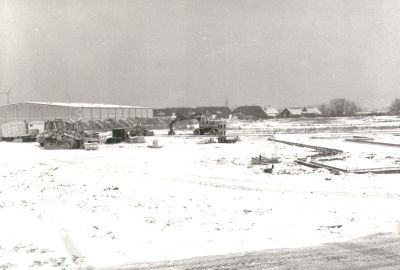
[0, 88, 12, 104]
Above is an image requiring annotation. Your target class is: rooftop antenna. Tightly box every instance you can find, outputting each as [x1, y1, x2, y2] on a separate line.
[0, 87, 12, 104]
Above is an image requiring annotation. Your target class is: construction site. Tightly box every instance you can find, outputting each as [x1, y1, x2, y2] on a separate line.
[1, 109, 400, 269]
[3, 0, 400, 268]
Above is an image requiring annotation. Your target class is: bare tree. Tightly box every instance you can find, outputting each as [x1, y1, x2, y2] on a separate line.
[320, 98, 360, 117]
[318, 103, 328, 116]
[329, 98, 346, 116]
[389, 98, 400, 115]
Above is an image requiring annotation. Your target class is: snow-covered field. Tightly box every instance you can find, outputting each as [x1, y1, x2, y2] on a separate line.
[1, 118, 400, 269]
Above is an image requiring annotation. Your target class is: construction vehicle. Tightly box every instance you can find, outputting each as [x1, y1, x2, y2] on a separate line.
[37, 119, 86, 149]
[127, 121, 154, 136]
[105, 128, 129, 144]
[83, 130, 100, 150]
[105, 127, 149, 144]
[168, 113, 226, 135]
[1, 121, 42, 142]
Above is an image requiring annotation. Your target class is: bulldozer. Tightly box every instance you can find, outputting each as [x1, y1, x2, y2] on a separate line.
[168, 112, 226, 135]
[127, 121, 154, 136]
[37, 119, 86, 149]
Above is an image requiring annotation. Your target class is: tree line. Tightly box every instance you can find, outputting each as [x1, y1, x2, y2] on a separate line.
[317, 98, 400, 117]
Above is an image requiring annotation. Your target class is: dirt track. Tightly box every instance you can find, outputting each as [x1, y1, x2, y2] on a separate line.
[109, 233, 400, 270]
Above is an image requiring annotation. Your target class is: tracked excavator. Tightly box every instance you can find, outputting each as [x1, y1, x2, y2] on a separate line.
[168, 113, 226, 135]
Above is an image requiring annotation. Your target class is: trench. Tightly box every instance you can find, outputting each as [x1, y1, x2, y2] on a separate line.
[268, 138, 400, 174]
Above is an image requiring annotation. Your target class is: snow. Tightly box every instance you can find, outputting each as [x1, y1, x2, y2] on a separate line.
[1, 118, 400, 268]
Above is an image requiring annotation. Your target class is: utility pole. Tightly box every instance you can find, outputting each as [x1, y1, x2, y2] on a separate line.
[0, 88, 12, 104]
[224, 96, 229, 108]
[63, 90, 72, 103]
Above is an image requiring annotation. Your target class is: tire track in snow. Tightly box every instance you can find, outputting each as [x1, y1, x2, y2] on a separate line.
[163, 175, 400, 199]
[108, 233, 400, 270]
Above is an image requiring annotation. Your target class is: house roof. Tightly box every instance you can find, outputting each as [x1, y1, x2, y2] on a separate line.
[162, 107, 197, 116]
[281, 107, 322, 116]
[234, 106, 268, 117]
[263, 107, 279, 115]
[196, 107, 231, 115]
[302, 107, 322, 115]
[285, 108, 303, 115]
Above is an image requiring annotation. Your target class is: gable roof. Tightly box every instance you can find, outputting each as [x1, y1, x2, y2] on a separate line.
[196, 107, 231, 116]
[263, 107, 279, 115]
[302, 107, 322, 115]
[234, 106, 268, 118]
[280, 107, 322, 116]
[285, 108, 303, 116]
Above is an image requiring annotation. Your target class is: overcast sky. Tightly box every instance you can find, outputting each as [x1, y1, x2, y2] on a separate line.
[1, 0, 400, 109]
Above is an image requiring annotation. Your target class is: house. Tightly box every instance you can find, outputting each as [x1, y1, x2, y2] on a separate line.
[279, 107, 322, 118]
[263, 107, 279, 118]
[301, 107, 322, 117]
[233, 106, 268, 119]
[196, 107, 231, 118]
[279, 108, 303, 118]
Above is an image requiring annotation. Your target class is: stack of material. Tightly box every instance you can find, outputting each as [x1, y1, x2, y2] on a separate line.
[147, 139, 163, 148]
[129, 136, 145, 143]
[251, 155, 280, 165]
[217, 136, 239, 143]
[197, 138, 216, 144]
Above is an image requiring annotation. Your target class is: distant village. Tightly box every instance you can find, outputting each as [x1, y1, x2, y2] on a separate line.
[152, 97, 400, 120]
[154, 102, 394, 120]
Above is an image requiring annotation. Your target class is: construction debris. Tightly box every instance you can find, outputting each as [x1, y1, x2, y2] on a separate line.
[147, 139, 163, 149]
[130, 136, 146, 143]
[106, 128, 151, 144]
[345, 138, 400, 147]
[263, 165, 274, 174]
[251, 155, 280, 165]
[217, 136, 239, 143]
[197, 138, 217, 144]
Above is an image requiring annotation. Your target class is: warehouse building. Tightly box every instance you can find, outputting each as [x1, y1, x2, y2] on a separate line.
[0, 102, 153, 124]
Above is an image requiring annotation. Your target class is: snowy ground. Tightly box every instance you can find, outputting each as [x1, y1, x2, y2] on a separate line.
[1, 119, 400, 269]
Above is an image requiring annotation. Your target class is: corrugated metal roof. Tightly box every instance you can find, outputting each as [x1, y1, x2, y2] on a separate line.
[0, 101, 151, 109]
